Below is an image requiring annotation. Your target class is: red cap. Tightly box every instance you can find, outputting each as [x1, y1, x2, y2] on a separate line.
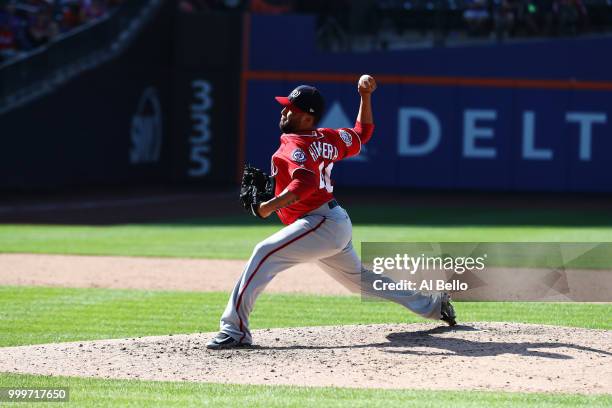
[274, 96, 304, 113]
[275, 85, 324, 117]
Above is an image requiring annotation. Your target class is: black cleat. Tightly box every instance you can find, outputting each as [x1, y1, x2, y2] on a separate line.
[206, 333, 250, 350]
[440, 292, 457, 326]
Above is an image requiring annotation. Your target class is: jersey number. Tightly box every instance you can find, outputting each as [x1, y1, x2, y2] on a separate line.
[318, 162, 334, 193]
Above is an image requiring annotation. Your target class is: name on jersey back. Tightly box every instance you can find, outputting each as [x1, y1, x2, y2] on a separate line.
[309, 141, 338, 162]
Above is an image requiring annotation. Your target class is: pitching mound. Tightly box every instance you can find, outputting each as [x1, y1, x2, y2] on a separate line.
[1, 322, 610, 394]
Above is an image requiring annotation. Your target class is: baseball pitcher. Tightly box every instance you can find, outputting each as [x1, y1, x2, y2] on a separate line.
[207, 75, 456, 349]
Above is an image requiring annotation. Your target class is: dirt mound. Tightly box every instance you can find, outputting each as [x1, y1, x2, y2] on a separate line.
[1, 322, 610, 393]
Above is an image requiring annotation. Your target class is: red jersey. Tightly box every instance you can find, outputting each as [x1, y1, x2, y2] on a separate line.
[271, 126, 363, 225]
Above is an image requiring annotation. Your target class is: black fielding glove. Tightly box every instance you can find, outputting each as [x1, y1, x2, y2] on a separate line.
[239, 165, 275, 218]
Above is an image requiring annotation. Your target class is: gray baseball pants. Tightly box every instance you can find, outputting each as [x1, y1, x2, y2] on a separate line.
[219, 201, 443, 344]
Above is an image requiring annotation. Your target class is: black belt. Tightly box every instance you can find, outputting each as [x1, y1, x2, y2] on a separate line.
[299, 200, 339, 220]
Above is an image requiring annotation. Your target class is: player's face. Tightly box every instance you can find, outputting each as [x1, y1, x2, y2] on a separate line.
[279, 106, 313, 133]
[279, 106, 299, 133]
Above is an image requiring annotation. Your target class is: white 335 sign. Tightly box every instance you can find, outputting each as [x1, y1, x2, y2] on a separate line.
[189, 80, 213, 177]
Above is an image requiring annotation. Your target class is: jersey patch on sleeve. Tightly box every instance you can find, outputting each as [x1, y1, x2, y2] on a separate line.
[291, 148, 307, 163]
[339, 129, 353, 147]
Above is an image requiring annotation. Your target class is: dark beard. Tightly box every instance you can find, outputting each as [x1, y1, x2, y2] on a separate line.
[279, 119, 296, 134]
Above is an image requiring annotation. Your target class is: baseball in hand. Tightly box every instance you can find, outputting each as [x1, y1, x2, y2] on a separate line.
[358, 74, 377, 94]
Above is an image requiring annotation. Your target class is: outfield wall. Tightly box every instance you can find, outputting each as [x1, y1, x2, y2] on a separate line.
[244, 15, 612, 192]
[2, 11, 611, 193]
[0, 5, 242, 191]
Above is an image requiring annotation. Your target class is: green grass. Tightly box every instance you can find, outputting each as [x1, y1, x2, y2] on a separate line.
[0, 373, 610, 407]
[0, 287, 610, 406]
[1, 205, 611, 406]
[0, 286, 609, 347]
[1, 206, 612, 259]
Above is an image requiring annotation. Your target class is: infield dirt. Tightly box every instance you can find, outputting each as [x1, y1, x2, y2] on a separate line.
[0, 323, 610, 394]
[0, 253, 350, 294]
[1, 253, 609, 301]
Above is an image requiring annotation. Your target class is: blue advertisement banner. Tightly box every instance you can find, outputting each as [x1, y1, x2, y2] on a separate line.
[245, 80, 612, 191]
[244, 16, 612, 192]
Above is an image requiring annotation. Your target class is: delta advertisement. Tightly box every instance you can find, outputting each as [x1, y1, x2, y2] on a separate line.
[243, 15, 612, 192]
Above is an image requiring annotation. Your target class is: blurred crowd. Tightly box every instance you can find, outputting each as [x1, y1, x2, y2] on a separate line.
[179, 0, 605, 44]
[0, 0, 123, 63]
[0, 0, 605, 63]
[465, 0, 590, 38]
[177, 0, 293, 13]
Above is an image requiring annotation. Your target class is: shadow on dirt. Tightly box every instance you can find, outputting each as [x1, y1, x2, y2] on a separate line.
[382, 325, 612, 359]
[252, 324, 612, 360]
